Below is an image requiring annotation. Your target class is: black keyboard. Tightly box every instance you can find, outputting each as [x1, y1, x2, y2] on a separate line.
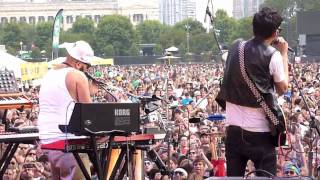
[8, 126, 39, 133]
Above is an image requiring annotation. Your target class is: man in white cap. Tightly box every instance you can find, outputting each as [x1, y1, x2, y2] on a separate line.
[38, 40, 94, 179]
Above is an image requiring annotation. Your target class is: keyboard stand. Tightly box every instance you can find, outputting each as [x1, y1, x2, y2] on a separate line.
[0, 137, 38, 178]
[0, 143, 16, 176]
[73, 152, 91, 180]
[89, 135, 103, 180]
[107, 143, 135, 180]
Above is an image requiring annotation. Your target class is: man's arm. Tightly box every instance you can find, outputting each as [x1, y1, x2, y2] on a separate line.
[270, 37, 289, 95]
[66, 70, 92, 103]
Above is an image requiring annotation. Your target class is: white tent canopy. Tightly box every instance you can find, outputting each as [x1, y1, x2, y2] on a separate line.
[0, 51, 26, 78]
[165, 46, 179, 52]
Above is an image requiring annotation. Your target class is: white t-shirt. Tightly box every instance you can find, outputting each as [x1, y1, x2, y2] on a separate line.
[226, 51, 285, 132]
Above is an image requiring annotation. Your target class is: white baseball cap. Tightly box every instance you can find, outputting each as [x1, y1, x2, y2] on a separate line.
[59, 40, 94, 65]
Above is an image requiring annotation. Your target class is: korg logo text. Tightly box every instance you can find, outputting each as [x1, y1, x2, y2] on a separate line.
[114, 109, 130, 116]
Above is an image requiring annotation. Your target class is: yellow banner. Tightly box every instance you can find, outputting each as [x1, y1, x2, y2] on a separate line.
[21, 62, 48, 81]
[91, 58, 114, 66]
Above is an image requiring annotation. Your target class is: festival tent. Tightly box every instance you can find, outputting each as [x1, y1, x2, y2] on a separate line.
[48, 57, 66, 68]
[157, 53, 180, 65]
[165, 46, 179, 52]
[0, 51, 26, 78]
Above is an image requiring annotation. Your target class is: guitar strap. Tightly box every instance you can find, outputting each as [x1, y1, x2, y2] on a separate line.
[238, 41, 280, 129]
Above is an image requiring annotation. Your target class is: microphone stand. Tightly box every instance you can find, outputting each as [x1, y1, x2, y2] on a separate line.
[205, 1, 225, 69]
[164, 71, 172, 175]
[290, 51, 320, 178]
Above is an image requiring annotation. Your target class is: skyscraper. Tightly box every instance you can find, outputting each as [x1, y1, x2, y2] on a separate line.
[233, 0, 264, 19]
[159, 0, 196, 25]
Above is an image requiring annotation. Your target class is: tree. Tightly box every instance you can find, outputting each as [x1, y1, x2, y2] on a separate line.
[20, 23, 36, 52]
[214, 10, 238, 45]
[174, 18, 206, 35]
[260, 0, 292, 15]
[136, 20, 165, 44]
[69, 17, 94, 34]
[95, 15, 137, 56]
[34, 22, 52, 58]
[296, 0, 320, 11]
[230, 17, 252, 41]
[190, 33, 217, 55]
[2, 22, 26, 54]
[159, 27, 186, 54]
[31, 47, 42, 60]
[60, 31, 95, 46]
[259, 0, 320, 49]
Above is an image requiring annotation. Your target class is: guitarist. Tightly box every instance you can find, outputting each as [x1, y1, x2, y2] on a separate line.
[216, 7, 289, 176]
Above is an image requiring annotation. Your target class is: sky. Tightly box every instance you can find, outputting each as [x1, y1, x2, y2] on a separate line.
[196, 0, 233, 24]
[196, 0, 233, 29]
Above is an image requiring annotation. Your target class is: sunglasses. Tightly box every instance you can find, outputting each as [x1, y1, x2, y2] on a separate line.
[285, 170, 295, 175]
[277, 27, 282, 33]
[22, 163, 36, 169]
[189, 151, 196, 154]
[19, 146, 28, 150]
[144, 161, 152, 166]
[174, 171, 184, 176]
[28, 153, 37, 156]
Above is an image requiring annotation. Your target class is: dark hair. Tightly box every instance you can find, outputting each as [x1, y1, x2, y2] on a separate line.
[38, 154, 49, 163]
[148, 168, 160, 179]
[193, 156, 205, 165]
[253, 7, 283, 39]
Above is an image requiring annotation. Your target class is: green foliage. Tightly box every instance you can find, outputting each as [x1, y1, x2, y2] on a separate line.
[173, 18, 206, 35]
[230, 17, 252, 41]
[35, 22, 52, 57]
[20, 23, 36, 52]
[129, 44, 140, 56]
[260, 0, 291, 15]
[136, 20, 165, 43]
[31, 47, 41, 59]
[95, 15, 136, 56]
[296, 0, 320, 11]
[154, 44, 163, 55]
[190, 33, 216, 54]
[2, 22, 24, 54]
[214, 10, 238, 45]
[103, 44, 115, 56]
[69, 17, 94, 34]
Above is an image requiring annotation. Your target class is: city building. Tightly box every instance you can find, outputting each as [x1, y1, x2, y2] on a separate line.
[159, 0, 196, 25]
[0, 0, 159, 29]
[118, 0, 159, 26]
[233, 0, 264, 19]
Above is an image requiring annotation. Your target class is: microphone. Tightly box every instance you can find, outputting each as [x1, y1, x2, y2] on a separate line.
[204, 6, 208, 22]
[207, 114, 225, 121]
[204, 0, 210, 22]
[84, 72, 106, 86]
[206, 6, 212, 18]
[288, 47, 294, 53]
[204, 6, 214, 24]
[272, 39, 295, 53]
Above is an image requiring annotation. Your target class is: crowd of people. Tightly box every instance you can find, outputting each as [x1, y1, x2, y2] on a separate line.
[1, 61, 320, 179]
[0, 6, 303, 180]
